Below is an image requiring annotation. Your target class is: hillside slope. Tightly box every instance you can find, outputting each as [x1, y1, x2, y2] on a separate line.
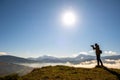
[0, 55, 36, 63]
[20, 65, 120, 80]
[0, 62, 33, 76]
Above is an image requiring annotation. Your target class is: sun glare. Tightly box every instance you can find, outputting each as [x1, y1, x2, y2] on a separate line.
[61, 10, 77, 27]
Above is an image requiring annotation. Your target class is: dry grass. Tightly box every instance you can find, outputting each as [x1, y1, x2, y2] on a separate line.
[19, 65, 120, 80]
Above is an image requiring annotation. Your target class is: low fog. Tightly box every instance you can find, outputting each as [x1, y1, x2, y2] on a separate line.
[18, 59, 120, 69]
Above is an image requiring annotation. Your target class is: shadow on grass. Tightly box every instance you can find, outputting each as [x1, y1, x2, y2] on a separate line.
[103, 66, 120, 80]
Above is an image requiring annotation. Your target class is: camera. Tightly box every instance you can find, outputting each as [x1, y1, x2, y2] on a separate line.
[91, 45, 94, 47]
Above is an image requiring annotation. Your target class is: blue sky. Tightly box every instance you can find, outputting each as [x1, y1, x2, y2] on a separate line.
[0, 0, 120, 58]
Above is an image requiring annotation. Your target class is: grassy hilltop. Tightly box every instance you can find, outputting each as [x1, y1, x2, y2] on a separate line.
[0, 65, 120, 80]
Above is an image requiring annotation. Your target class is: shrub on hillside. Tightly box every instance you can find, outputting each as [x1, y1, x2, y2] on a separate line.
[0, 74, 19, 80]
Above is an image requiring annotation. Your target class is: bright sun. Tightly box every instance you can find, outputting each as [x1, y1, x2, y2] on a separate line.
[61, 10, 77, 27]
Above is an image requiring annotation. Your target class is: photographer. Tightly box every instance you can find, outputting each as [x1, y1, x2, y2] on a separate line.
[91, 43, 103, 66]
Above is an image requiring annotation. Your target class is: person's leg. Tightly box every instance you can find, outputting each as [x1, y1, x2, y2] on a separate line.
[99, 55, 103, 66]
[96, 55, 99, 66]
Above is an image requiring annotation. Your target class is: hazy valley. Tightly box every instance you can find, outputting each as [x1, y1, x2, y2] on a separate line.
[0, 54, 120, 77]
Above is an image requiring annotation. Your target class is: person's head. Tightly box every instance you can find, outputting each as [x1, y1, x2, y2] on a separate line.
[95, 43, 98, 46]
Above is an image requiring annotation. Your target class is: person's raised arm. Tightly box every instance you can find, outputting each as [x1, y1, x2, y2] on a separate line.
[91, 45, 95, 50]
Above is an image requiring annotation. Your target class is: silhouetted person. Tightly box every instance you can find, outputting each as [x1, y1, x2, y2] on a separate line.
[91, 43, 103, 66]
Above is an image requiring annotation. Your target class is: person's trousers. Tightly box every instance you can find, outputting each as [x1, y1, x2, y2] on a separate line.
[96, 54, 103, 66]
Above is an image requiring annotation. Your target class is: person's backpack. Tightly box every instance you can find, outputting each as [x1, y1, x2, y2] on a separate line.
[99, 50, 102, 54]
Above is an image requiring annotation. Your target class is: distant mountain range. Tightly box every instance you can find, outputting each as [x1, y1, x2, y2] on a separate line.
[28, 54, 120, 64]
[0, 54, 120, 64]
[27, 54, 95, 64]
[0, 55, 36, 63]
[0, 54, 120, 76]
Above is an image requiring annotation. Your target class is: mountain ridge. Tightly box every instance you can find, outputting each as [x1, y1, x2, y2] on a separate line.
[0, 54, 120, 64]
[0, 62, 33, 76]
[0, 55, 37, 63]
[27, 54, 120, 64]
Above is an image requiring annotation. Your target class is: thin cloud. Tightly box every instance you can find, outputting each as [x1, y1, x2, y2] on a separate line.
[89, 50, 94, 53]
[72, 54, 79, 57]
[72, 51, 94, 57]
[79, 52, 88, 55]
[72, 51, 89, 58]
[104, 51, 117, 56]
[0, 52, 7, 55]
